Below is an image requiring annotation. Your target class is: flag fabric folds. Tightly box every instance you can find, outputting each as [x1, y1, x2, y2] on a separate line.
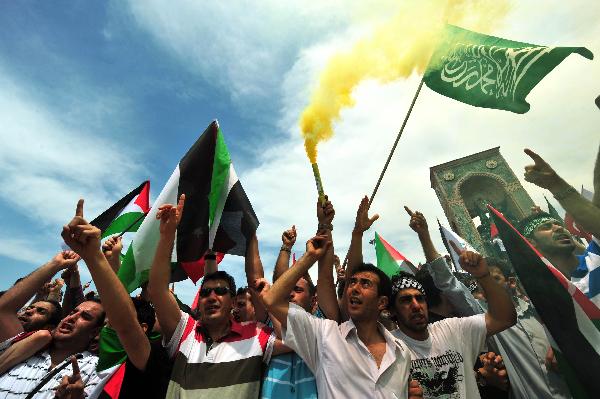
[118, 120, 259, 292]
[423, 24, 593, 113]
[437, 220, 477, 272]
[374, 232, 415, 277]
[90, 181, 150, 239]
[489, 205, 600, 398]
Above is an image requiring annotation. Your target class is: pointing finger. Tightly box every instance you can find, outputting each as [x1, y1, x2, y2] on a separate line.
[404, 206, 414, 216]
[449, 240, 463, 256]
[75, 199, 84, 218]
[524, 148, 548, 167]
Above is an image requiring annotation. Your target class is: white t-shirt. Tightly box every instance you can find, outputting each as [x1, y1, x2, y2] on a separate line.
[392, 314, 487, 399]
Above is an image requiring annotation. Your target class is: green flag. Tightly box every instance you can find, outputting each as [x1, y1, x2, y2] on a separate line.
[423, 24, 593, 113]
[374, 232, 415, 277]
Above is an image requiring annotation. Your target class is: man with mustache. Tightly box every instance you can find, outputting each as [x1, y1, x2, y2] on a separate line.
[390, 227, 516, 399]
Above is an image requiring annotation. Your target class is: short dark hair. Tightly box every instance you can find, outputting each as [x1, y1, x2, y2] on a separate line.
[299, 276, 316, 296]
[485, 257, 513, 278]
[131, 297, 155, 333]
[40, 299, 63, 327]
[201, 271, 236, 295]
[349, 263, 392, 301]
[83, 298, 106, 328]
[236, 287, 249, 297]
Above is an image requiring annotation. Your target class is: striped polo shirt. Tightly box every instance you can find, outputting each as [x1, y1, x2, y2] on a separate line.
[164, 311, 275, 399]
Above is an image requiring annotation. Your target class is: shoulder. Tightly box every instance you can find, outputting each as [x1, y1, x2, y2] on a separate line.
[430, 314, 485, 334]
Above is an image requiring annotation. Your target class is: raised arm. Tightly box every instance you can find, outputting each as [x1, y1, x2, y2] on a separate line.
[404, 206, 441, 263]
[61, 264, 84, 317]
[61, 199, 150, 371]
[346, 196, 379, 286]
[261, 235, 331, 328]
[0, 251, 78, 341]
[524, 148, 600, 237]
[0, 329, 52, 374]
[245, 234, 268, 322]
[405, 207, 481, 315]
[203, 250, 218, 275]
[273, 226, 296, 282]
[102, 235, 123, 274]
[316, 199, 339, 322]
[451, 242, 516, 336]
[147, 195, 186, 343]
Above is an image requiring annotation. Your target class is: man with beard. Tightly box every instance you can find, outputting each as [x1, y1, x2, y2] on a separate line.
[0, 297, 106, 398]
[390, 234, 516, 399]
[0, 252, 78, 348]
[522, 146, 600, 307]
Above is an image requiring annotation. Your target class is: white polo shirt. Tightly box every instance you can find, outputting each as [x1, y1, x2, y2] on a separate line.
[283, 303, 411, 399]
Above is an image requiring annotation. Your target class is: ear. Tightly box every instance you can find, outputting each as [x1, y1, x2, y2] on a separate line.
[377, 296, 389, 312]
[527, 236, 539, 248]
[140, 323, 149, 334]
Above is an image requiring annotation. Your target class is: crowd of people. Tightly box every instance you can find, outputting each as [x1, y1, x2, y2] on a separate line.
[0, 143, 598, 399]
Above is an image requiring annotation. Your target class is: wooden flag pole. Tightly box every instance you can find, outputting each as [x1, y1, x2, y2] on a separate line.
[369, 79, 424, 207]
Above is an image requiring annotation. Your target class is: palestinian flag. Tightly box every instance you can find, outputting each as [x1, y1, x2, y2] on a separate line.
[374, 232, 415, 277]
[90, 181, 150, 238]
[489, 205, 600, 398]
[118, 121, 259, 292]
[437, 219, 477, 272]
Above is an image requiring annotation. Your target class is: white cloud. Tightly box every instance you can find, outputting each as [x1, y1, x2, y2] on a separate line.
[0, 66, 145, 229]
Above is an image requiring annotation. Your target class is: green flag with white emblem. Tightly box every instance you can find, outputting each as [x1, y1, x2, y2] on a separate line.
[423, 24, 593, 113]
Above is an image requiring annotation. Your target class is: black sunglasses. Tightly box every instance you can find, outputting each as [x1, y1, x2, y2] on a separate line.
[199, 286, 232, 298]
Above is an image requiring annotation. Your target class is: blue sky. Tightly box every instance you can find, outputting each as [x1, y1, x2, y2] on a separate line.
[1, 1, 599, 305]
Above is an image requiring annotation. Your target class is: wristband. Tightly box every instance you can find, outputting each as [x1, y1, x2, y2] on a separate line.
[553, 185, 578, 201]
[280, 245, 291, 253]
[318, 223, 333, 231]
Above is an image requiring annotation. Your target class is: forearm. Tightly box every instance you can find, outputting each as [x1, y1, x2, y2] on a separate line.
[263, 254, 316, 326]
[107, 255, 121, 274]
[550, 179, 600, 237]
[346, 231, 363, 282]
[0, 329, 52, 374]
[418, 231, 441, 263]
[245, 234, 264, 284]
[84, 251, 149, 369]
[148, 236, 180, 341]
[204, 256, 217, 275]
[0, 261, 60, 313]
[317, 231, 339, 322]
[479, 275, 516, 335]
[273, 250, 291, 282]
[426, 257, 482, 316]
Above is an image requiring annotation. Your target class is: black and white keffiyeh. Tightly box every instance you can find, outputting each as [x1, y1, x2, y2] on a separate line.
[392, 276, 425, 296]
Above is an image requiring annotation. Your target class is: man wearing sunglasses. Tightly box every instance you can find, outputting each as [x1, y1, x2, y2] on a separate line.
[148, 195, 286, 399]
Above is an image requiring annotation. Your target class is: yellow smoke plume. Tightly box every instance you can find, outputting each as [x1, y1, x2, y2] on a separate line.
[300, 0, 511, 163]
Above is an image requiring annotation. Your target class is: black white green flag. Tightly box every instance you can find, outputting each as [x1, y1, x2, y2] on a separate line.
[118, 120, 259, 292]
[90, 181, 150, 239]
[424, 25, 593, 113]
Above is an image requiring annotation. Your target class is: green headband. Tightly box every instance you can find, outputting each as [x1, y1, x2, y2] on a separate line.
[522, 216, 561, 238]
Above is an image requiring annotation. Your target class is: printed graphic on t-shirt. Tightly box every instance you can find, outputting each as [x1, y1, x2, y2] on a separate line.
[410, 349, 464, 398]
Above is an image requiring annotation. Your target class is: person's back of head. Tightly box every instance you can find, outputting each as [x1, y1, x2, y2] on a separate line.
[132, 297, 156, 334]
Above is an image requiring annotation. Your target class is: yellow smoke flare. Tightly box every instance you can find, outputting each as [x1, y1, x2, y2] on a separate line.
[300, 0, 510, 163]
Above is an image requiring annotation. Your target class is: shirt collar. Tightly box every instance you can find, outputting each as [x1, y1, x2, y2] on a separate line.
[196, 317, 243, 341]
[341, 318, 405, 351]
